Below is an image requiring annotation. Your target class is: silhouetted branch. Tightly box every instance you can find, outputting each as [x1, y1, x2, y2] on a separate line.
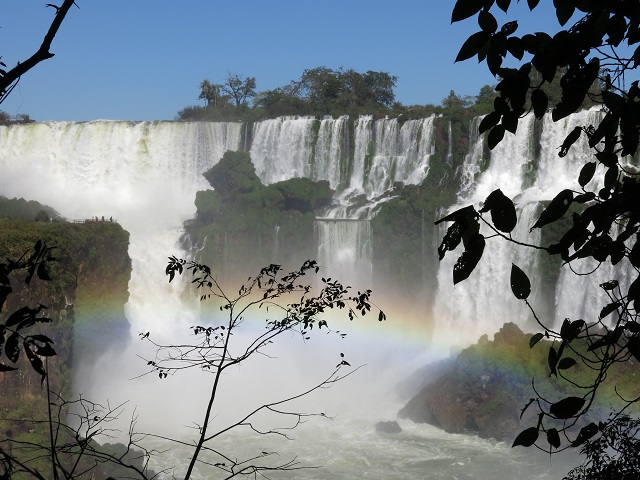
[0, 1, 79, 104]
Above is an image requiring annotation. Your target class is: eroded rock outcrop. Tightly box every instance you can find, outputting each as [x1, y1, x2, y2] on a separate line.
[399, 323, 541, 441]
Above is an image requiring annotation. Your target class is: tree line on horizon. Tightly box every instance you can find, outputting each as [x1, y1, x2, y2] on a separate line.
[177, 67, 503, 122]
[177, 65, 603, 124]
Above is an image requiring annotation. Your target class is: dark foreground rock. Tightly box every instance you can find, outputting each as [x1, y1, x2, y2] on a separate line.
[399, 321, 640, 442]
[375, 420, 402, 434]
[399, 323, 544, 441]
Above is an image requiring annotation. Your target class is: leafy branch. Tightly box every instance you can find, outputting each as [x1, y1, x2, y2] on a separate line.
[138, 258, 384, 480]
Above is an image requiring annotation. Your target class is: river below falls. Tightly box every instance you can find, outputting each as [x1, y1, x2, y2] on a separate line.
[142, 415, 578, 479]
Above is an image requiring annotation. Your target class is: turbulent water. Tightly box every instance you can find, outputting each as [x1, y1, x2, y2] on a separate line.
[0, 113, 612, 479]
[148, 416, 577, 480]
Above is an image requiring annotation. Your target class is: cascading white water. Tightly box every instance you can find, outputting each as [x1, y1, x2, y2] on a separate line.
[316, 219, 373, 291]
[312, 115, 349, 189]
[0, 120, 244, 426]
[531, 109, 636, 327]
[446, 121, 454, 167]
[349, 115, 436, 199]
[250, 116, 316, 183]
[249, 114, 438, 299]
[457, 116, 484, 202]
[433, 114, 540, 346]
[433, 108, 632, 341]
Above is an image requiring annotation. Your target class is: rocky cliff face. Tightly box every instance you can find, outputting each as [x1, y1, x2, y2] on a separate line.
[0, 219, 131, 408]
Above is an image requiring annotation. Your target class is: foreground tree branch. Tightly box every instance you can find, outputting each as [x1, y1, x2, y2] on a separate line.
[0, 1, 78, 104]
[139, 258, 384, 480]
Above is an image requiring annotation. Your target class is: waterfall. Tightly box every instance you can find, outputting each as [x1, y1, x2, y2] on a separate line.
[0, 112, 620, 356]
[528, 109, 635, 328]
[250, 116, 316, 183]
[0, 120, 243, 333]
[316, 219, 373, 291]
[457, 116, 484, 202]
[3, 114, 627, 478]
[349, 115, 436, 199]
[312, 115, 349, 189]
[433, 114, 539, 345]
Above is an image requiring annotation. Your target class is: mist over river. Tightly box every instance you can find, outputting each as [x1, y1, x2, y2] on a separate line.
[0, 115, 610, 478]
[147, 417, 577, 479]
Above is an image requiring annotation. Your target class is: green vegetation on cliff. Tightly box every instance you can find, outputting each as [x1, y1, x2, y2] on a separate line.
[0, 204, 132, 479]
[186, 151, 334, 283]
[0, 212, 130, 420]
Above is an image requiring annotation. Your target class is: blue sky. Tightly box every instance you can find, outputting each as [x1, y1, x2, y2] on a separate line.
[1, 1, 560, 122]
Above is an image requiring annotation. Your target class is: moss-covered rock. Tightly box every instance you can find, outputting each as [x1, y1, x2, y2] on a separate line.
[399, 322, 640, 441]
[186, 151, 335, 284]
[202, 150, 262, 200]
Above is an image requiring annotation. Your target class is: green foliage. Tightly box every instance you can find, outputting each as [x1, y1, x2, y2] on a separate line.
[34, 209, 49, 222]
[189, 151, 336, 283]
[287, 66, 398, 115]
[253, 87, 308, 117]
[202, 150, 262, 200]
[0, 241, 56, 380]
[180, 66, 400, 120]
[372, 171, 459, 303]
[271, 177, 333, 213]
[565, 415, 640, 480]
[0, 196, 60, 222]
[176, 103, 244, 122]
[221, 72, 257, 107]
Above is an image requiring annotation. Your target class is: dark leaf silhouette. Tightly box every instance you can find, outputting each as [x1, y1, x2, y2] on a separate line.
[560, 318, 584, 342]
[488, 124, 506, 149]
[456, 31, 492, 62]
[451, 0, 487, 22]
[570, 423, 599, 447]
[510, 263, 531, 300]
[599, 301, 621, 319]
[550, 396, 585, 419]
[531, 89, 548, 118]
[496, 0, 511, 13]
[527, 0, 541, 9]
[5, 332, 20, 363]
[479, 111, 501, 134]
[478, 10, 497, 33]
[434, 205, 477, 225]
[548, 345, 558, 376]
[453, 233, 485, 284]
[547, 428, 561, 449]
[553, 0, 575, 26]
[480, 189, 517, 233]
[529, 332, 544, 348]
[24, 343, 46, 381]
[438, 219, 465, 260]
[559, 127, 582, 157]
[530, 189, 573, 231]
[512, 426, 539, 447]
[558, 357, 577, 370]
[627, 337, 640, 362]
